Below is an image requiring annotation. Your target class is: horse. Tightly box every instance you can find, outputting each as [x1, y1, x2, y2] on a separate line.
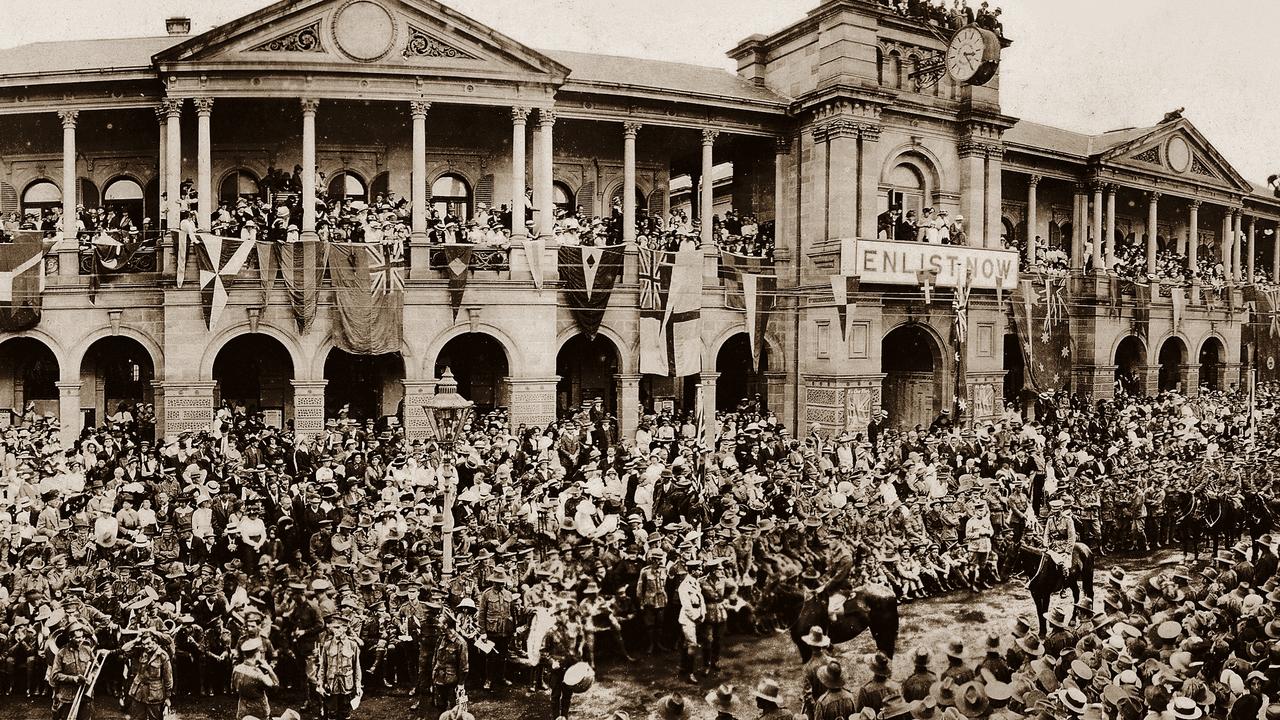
[1017, 542, 1094, 637]
[789, 562, 899, 662]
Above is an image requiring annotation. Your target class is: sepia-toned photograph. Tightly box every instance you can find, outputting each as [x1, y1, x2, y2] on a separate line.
[0, 0, 1277, 718]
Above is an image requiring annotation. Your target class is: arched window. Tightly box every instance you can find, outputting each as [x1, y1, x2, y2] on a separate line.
[370, 172, 391, 202]
[608, 186, 647, 215]
[21, 180, 61, 217]
[103, 177, 145, 226]
[886, 163, 926, 226]
[432, 174, 471, 221]
[328, 171, 367, 202]
[78, 178, 99, 209]
[553, 182, 575, 215]
[219, 170, 261, 205]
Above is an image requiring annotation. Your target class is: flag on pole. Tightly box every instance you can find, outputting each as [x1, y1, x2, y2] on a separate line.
[194, 233, 255, 330]
[664, 243, 704, 377]
[0, 232, 54, 332]
[638, 246, 671, 375]
[951, 268, 972, 419]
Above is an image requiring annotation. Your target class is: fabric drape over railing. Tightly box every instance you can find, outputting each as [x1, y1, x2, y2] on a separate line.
[1012, 270, 1073, 392]
[327, 242, 404, 355]
[558, 243, 624, 339]
[718, 250, 776, 371]
[0, 231, 54, 332]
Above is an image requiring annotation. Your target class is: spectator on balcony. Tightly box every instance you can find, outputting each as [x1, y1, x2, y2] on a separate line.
[949, 214, 966, 246]
[897, 210, 918, 243]
[877, 208, 899, 240]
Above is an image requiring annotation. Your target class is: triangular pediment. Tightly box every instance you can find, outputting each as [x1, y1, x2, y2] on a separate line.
[154, 0, 568, 80]
[1100, 119, 1253, 194]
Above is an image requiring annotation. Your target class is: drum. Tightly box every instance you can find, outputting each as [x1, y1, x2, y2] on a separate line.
[562, 661, 595, 693]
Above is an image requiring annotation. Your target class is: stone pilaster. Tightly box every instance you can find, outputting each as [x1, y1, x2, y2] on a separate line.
[162, 381, 215, 435]
[764, 371, 789, 421]
[699, 372, 719, 447]
[290, 380, 327, 440]
[1071, 365, 1116, 400]
[402, 380, 438, 443]
[56, 382, 81, 448]
[506, 377, 558, 429]
[1142, 364, 1162, 398]
[1181, 365, 1200, 397]
[615, 374, 641, 445]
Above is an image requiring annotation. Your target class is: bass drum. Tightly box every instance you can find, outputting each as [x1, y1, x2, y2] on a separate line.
[563, 661, 595, 693]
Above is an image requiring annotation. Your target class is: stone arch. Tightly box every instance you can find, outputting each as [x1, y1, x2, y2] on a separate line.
[426, 167, 477, 196]
[881, 144, 944, 202]
[421, 323, 523, 380]
[1197, 331, 1230, 359]
[67, 327, 164, 384]
[217, 167, 263, 201]
[880, 320, 948, 429]
[198, 322, 307, 381]
[706, 322, 785, 374]
[309, 336, 416, 381]
[0, 329, 68, 380]
[601, 177, 652, 214]
[555, 324, 635, 375]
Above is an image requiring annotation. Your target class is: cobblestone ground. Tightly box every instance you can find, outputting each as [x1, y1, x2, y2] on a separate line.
[5, 550, 1176, 720]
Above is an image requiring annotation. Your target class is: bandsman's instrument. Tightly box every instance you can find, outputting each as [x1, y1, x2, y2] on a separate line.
[65, 649, 110, 720]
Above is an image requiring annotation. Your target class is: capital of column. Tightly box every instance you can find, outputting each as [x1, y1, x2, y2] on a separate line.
[1147, 190, 1161, 203]
[290, 379, 328, 393]
[1027, 174, 1042, 187]
[55, 381, 82, 398]
[1089, 180, 1105, 195]
[701, 128, 720, 146]
[153, 105, 168, 124]
[1073, 182, 1089, 196]
[193, 97, 214, 116]
[858, 123, 882, 143]
[1231, 207, 1242, 220]
[1189, 199, 1202, 210]
[622, 121, 642, 139]
[300, 98, 320, 115]
[161, 97, 184, 119]
[1104, 183, 1117, 197]
[700, 371, 721, 384]
[537, 108, 556, 128]
[409, 99, 431, 118]
[57, 109, 79, 129]
[511, 106, 531, 124]
[774, 135, 791, 154]
[614, 373, 642, 388]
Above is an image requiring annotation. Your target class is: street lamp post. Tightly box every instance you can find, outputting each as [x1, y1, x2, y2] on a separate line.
[423, 368, 474, 579]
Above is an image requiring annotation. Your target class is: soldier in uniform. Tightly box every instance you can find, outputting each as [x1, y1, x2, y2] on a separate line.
[48, 623, 96, 720]
[542, 598, 584, 720]
[431, 601, 470, 713]
[676, 558, 705, 684]
[409, 593, 443, 715]
[1075, 478, 1102, 552]
[122, 631, 172, 720]
[476, 572, 516, 690]
[635, 548, 669, 654]
[231, 637, 277, 720]
[1042, 499, 1077, 577]
[900, 647, 935, 702]
[699, 558, 730, 673]
[314, 613, 360, 720]
[1042, 607, 1076, 658]
[799, 626, 834, 719]
[853, 652, 899, 714]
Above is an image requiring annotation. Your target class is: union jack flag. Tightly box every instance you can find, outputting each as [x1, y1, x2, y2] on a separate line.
[368, 245, 404, 295]
[638, 246, 662, 311]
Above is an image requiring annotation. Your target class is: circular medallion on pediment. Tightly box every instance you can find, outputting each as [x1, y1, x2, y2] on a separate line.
[332, 0, 396, 62]
[1166, 136, 1191, 174]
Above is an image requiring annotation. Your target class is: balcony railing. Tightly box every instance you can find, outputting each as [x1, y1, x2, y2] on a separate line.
[77, 231, 161, 275]
[429, 246, 510, 272]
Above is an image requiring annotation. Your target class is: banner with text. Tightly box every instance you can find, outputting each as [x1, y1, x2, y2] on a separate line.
[840, 239, 1019, 290]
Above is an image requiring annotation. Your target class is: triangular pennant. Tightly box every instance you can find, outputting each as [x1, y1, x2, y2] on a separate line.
[581, 246, 603, 301]
[831, 275, 848, 343]
[522, 237, 545, 290]
[443, 245, 474, 319]
[1171, 286, 1185, 334]
[255, 241, 276, 310]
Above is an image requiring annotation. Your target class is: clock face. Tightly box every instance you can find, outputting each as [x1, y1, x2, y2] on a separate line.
[945, 27, 987, 83]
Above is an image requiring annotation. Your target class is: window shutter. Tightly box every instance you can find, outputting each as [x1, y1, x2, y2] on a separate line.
[578, 180, 595, 217]
[648, 189, 666, 218]
[476, 174, 494, 210]
[0, 182, 16, 213]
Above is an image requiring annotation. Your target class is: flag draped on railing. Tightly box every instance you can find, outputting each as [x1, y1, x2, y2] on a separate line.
[87, 229, 151, 304]
[0, 232, 54, 332]
[1012, 270, 1073, 392]
[277, 240, 324, 333]
[638, 244, 702, 377]
[951, 269, 972, 419]
[194, 233, 255, 330]
[717, 251, 775, 371]
[638, 246, 672, 376]
[327, 242, 404, 355]
[558, 243, 624, 338]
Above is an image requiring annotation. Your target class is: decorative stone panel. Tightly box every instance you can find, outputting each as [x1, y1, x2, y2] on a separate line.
[402, 380, 438, 442]
[290, 381, 327, 440]
[507, 378, 558, 429]
[162, 382, 216, 436]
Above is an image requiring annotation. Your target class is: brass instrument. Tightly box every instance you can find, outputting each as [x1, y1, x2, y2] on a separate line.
[65, 649, 109, 720]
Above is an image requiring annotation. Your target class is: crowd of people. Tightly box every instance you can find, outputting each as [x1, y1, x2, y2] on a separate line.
[0, 364, 1276, 720]
[878, 0, 1004, 36]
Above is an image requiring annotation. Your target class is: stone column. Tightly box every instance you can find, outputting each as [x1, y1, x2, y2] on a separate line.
[700, 129, 718, 247]
[622, 122, 641, 243]
[1181, 364, 1200, 397]
[163, 99, 183, 234]
[1220, 211, 1231, 281]
[959, 143, 986, 248]
[1246, 215, 1256, 283]
[1104, 184, 1117, 269]
[290, 380, 327, 440]
[1146, 191, 1160, 276]
[401, 380, 438, 443]
[507, 377, 559, 428]
[774, 136, 789, 241]
[58, 109, 78, 247]
[1026, 174, 1040, 262]
[161, 381, 216, 435]
[1090, 182, 1104, 272]
[300, 99, 319, 236]
[56, 381, 81, 447]
[511, 107, 529, 237]
[536, 109, 556, 237]
[194, 97, 214, 230]
[1070, 184, 1087, 271]
[409, 100, 430, 239]
[155, 107, 168, 229]
[1188, 201, 1200, 300]
[1272, 220, 1279, 283]
[984, 145, 1004, 249]
[1232, 209, 1243, 283]
[700, 372, 719, 448]
[615, 373, 641, 444]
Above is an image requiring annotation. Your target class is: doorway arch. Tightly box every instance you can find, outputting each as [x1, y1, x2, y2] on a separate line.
[79, 336, 155, 432]
[557, 333, 619, 416]
[1157, 336, 1187, 392]
[1199, 336, 1226, 391]
[323, 349, 405, 422]
[434, 333, 509, 411]
[212, 334, 294, 425]
[1114, 335, 1147, 397]
[0, 337, 59, 420]
[881, 324, 944, 430]
[715, 332, 769, 411]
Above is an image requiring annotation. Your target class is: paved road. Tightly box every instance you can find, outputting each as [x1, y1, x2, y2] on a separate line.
[2, 550, 1176, 719]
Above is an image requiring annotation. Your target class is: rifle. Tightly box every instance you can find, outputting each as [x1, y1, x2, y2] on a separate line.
[65, 649, 109, 720]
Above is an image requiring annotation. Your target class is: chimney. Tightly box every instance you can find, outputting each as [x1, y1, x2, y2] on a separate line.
[165, 17, 191, 36]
